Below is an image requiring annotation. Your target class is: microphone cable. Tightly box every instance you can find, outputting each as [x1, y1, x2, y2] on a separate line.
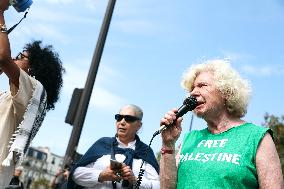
[134, 131, 156, 189]
[134, 96, 197, 188]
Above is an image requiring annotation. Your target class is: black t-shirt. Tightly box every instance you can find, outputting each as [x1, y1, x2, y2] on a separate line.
[8, 176, 24, 189]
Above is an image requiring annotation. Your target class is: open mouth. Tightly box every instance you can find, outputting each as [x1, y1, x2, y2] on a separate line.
[196, 101, 205, 107]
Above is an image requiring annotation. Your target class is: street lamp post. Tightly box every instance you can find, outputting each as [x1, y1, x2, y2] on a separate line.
[63, 0, 117, 166]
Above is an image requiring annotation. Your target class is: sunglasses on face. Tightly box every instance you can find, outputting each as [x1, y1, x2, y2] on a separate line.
[115, 114, 141, 123]
[15, 52, 29, 60]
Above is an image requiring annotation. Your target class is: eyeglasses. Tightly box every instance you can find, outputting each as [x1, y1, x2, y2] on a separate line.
[115, 114, 141, 123]
[15, 52, 29, 60]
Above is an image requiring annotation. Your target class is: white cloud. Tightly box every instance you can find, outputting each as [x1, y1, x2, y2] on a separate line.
[9, 23, 68, 43]
[29, 0, 161, 38]
[42, 0, 74, 4]
[63, 64, 87, 95]
[220, 50, 256, 62]
[90, 87, 125, 111]
[29, 6, 97, 24]
[216, 50, 284, 76]
[42, 0, 107, 12]
[30, 24, 68, 41]
[83, 0, 107, 12]
[8, 6, 100, 43]
[62, 63, 126, 112]
[241, 64, 284, 76]
[114, 19, 157, 35]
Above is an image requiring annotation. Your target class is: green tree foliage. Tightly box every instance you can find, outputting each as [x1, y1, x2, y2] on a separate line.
[263, 113, 284, 176]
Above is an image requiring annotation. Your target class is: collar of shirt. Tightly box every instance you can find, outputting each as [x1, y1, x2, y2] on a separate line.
[116, 137, 136, 150]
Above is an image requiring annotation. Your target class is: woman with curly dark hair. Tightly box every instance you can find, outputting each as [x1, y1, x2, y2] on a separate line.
[24, 40, 64, 111]
[0, 1, 64, 187]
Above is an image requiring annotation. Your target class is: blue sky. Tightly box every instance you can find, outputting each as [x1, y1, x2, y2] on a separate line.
[1, 0, 284, 157]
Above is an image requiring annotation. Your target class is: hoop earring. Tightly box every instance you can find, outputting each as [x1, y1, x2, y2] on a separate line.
[28, 68, 35, 78]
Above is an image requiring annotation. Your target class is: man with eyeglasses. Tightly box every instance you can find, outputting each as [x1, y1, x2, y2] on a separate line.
[0, 1, 64, 187]
[68, 104, 160, 189]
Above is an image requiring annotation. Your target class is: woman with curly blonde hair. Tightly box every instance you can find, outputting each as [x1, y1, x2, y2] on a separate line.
[159, 59, 284, 189]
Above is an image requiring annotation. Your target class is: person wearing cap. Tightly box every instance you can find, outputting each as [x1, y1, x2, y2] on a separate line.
[68, 104, 160, 189]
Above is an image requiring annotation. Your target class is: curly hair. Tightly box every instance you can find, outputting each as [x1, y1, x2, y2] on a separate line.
[181, 59, 251, 118]
[24, 40, 65, 111]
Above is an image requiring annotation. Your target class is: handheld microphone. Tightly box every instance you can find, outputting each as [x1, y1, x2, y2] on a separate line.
[154, 96, 197, 136]
[135, 97, 197, 189]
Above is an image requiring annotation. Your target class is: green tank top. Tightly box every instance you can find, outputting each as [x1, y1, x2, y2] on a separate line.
[177, 123, 272, 189]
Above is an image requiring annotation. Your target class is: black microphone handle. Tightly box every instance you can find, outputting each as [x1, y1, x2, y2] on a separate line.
[154, 96, 197, 136]
[176, 104, 191, 118]
[156, 104, 187, 135]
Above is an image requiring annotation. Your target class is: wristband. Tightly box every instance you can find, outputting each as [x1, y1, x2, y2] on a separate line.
[161, 147, 174, 155]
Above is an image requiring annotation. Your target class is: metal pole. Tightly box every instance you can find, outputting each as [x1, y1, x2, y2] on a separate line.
[63, 0, 117, 166]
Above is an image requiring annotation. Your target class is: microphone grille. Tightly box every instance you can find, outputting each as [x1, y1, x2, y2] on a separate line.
[184, 96, 198, 111]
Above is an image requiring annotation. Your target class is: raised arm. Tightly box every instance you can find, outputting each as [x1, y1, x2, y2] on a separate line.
[0, 1, 21, 88]
[159, 108, 183, 189]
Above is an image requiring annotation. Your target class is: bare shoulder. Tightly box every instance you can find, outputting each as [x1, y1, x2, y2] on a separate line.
[256, 133, 284, 189]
